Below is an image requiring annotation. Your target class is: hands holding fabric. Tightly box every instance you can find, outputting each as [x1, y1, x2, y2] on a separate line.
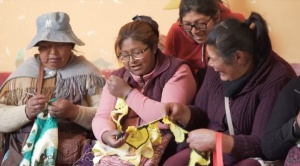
[187, 129, 217, 153]
[48, 98, 79, 120]
[163, 103, 219, 153]
[25, 94, 48, 120]
[107, 75, 133, 99]
[163, 102, 191, 126]
[102, 130, 129, 148]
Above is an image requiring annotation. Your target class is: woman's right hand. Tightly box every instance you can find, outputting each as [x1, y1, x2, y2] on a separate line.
[163, 102, 191, 126]
[25, 94, 48, 120]
[102, 130, 129, 148]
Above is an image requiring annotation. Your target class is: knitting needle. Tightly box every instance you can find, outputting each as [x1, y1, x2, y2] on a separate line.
[25, 92, 35, 96]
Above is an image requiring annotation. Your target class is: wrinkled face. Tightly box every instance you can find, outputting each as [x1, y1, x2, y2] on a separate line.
[119, 38, 156, 76]
[207, 45, 240, 81]
[181, 11, 217, 44]
[38, 41, 73, 69]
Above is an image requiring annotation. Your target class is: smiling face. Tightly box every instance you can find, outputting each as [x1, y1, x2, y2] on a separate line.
[181, 11, 217, 44]
[38, 41, 73, 69]
[207, 45, 242, 81]
[120, 38, 156, 76]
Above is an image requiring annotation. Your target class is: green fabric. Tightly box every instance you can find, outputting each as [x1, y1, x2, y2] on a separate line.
[19, 99, 58, 166]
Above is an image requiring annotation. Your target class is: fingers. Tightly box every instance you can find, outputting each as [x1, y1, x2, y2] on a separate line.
[115, 132, 125, 140]
[48, 105, 60, 118]
[162, 103, 174, 117]
[33, 103, 46, 110]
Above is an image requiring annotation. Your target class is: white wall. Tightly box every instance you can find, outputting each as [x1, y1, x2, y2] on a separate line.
[1, 0, 299, 72]
[227, 0, 300, 64]
[0, 0, 178, 72]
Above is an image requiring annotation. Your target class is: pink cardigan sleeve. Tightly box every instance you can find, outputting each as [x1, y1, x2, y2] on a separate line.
[92, 84, 117, 142]
[126, 64, 196, 125]
[92, 64, 196, 142]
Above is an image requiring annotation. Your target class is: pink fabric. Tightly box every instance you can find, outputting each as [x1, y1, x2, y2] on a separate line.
[92, 64, 197, 142]
[285, 145, 300, 166]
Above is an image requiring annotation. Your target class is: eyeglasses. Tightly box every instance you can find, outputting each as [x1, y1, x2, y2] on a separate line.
[180, 17, 212, 31]
[118, 46, 149, 62]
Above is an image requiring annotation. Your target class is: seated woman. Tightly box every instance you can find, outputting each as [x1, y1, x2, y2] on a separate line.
[92, 15, 197, 165]
[0, 12, 106, 166]
[262, 76, 300, 165]
[162, 12, 296, 166]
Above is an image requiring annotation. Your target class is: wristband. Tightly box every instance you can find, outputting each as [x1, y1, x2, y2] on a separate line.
[124, 88, 134, 100]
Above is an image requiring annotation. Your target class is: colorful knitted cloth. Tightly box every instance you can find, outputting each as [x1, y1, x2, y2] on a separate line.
[19, 98, 58, 166]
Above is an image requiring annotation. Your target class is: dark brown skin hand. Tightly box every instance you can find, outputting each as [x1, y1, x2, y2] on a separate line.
[163, 102, 191, 126]
[25, 94, 49, 120]
[102, 130, 129, 148]
[48, 98, 79, 120]
[106, 75, 132, 99]
[187, 129, 217, 152]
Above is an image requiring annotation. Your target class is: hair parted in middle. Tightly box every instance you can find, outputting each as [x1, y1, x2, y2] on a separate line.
[114, 15, 159, 58]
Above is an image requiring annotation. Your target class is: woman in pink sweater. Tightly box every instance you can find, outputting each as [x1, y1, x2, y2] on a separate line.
[92, 15, 197, 164]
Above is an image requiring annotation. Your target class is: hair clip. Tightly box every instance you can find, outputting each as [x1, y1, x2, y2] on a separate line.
[220, 22, 228, 29]
[249, 22, 256, 30]
[132, 15, 140, 21]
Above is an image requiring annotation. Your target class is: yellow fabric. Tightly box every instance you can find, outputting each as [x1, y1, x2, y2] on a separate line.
[93, 97, 210, 166]
[162, 116, 188, 143]
[93, 123, 158, 166]
[162, 116, 211, 165]
[111, 98, 129, 131]
[189, 150, 211, 166]
[93, 98, 162, 166]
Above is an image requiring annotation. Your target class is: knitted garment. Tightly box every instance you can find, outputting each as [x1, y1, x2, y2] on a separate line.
[19, 98, 58, 166]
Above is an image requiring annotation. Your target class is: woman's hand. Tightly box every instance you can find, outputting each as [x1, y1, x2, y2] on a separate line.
[187, 129, 217, 153]
[48, 98, 79, 120]
[106, 75, 132, 99]
[25, 94, 49, 120]
[102, 130, 129, 148]
[163, 102, 191, 126]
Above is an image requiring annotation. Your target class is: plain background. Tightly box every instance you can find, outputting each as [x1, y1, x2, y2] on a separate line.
[0, 0, 299, 72]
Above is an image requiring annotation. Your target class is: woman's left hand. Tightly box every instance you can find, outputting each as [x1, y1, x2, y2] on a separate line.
[187, 129, 217, 153]
[107, 75, 132, 98]
[48, 98, 79, 120]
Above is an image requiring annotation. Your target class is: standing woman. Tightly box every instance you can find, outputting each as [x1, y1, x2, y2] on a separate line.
[92, 15, 196, 165]
[163, 12, 296, 166]
[164, 0, 244, 85]
[0, 12, 106, 165]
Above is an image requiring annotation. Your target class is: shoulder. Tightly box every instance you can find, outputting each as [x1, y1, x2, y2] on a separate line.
[270, 52, 296, 79]
[282, 76, 300, 92]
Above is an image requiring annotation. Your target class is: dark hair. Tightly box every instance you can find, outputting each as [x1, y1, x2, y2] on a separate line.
[206, 12, 272, 64]
[114, 15, 159, 57]
[179, 0, 220, 21]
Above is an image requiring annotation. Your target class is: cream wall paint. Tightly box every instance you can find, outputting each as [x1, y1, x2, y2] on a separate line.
[0, 0, 299, 72]
[227, 0, 300, 64]
[0, 0, 178, 72]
